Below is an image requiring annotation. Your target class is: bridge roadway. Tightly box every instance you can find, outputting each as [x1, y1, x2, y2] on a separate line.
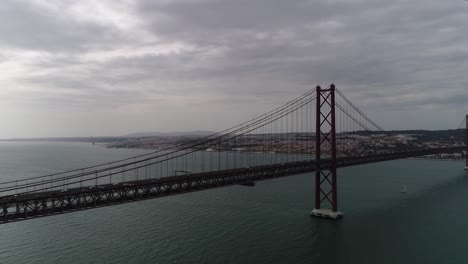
[0, 146, 464, 224]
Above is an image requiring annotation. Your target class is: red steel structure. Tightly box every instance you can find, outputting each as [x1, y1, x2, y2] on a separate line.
[0, 84, 466, 224]
[314, 84, 338, 213]
[466, 115, 468, 169]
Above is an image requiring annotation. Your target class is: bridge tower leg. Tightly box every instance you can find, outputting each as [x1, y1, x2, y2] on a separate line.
[311, 84, 343, 220]
[465, 115, 468, 170]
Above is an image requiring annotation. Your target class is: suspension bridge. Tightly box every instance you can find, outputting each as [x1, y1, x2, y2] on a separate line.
[0, 85, 466, 223]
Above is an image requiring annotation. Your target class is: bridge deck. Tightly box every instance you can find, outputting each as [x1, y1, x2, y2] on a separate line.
[0, 146, 463, 224]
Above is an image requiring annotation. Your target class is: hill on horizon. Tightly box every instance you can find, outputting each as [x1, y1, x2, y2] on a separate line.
[122, 131, 216, 138]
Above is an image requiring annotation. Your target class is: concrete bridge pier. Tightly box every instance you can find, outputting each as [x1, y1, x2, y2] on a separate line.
[311, 209, 343, 220]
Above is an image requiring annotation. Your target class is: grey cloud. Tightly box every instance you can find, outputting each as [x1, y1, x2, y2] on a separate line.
[0, 0, 128, 52]
[1, 0, 468, 137]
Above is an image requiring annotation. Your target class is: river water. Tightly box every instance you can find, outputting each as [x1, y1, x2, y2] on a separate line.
[0, 142, 467, 264]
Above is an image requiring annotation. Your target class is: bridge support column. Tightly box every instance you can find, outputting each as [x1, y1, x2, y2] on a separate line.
[465, 115, 468, 170]
[311, 84, 343, 220]
[2, 206, 8, 223]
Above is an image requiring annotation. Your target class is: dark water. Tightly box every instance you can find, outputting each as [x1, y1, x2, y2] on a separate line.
[0, 142, 467, 264]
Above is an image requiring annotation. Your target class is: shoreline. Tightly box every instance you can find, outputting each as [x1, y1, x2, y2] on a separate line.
[406, 157, 464, 162]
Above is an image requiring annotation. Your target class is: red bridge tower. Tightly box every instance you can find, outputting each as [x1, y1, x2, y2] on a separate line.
[311, 84, 343, 220]
[465, 115, 468, 170]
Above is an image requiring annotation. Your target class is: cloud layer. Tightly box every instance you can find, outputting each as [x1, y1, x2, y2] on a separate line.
[1, 0, 467, 137]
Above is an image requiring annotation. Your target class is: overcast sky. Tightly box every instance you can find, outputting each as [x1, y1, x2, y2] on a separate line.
[0, 0, 467, 138]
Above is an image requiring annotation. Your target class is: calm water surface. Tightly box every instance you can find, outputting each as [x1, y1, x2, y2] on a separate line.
[0, 142, 467, 264]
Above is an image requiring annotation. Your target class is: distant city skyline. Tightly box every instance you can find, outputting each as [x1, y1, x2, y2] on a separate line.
[0, 0, 467, 138]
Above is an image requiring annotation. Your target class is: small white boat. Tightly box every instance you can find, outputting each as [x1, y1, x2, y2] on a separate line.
[400, 184, 407, 193]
